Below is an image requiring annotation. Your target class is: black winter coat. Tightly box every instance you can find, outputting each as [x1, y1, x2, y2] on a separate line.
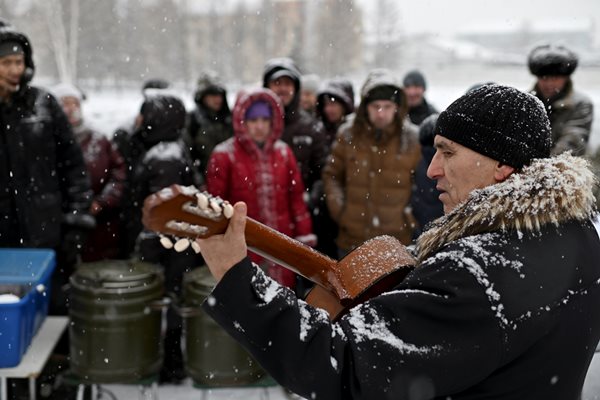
[185, 73, 233, 178]
[410, 114, 443, 236]
[203, 154, 600, 400]
[262, 57, 329, 193]
[130, 94, 200, 245]
[408, 98, 438, 126]
[0, 86, 92, 248]
[280, 109, 329, 195]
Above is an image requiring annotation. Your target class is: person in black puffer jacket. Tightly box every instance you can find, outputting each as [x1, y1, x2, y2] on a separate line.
[0, 21, 94, 315]
[185, 70, 233, 177]
[312, 77, 356, 258]
[403, 70, 438, 126]
[131, 93, 203, 383]
[262, 57, 329, 196]
[263, 58, 329, 294]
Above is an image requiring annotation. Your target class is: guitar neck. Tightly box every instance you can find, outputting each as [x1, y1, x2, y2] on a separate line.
[244, 218, 339, 292]
[142, 185, 340, 293]
[144, 185, 417, 313]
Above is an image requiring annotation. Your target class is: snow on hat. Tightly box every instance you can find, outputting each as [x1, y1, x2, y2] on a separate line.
[403, 70, 427, 89]
[245, 100, 272, 120]
[434, 84, 552, 169]
[528, 44, 578, 77]
[52, 82, 84, 102]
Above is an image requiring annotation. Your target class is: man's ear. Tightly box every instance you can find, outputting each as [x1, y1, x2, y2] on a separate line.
[494, 163, 515, 182]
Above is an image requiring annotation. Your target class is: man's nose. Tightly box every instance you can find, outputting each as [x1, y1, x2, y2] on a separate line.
[427, 151, 442, 180]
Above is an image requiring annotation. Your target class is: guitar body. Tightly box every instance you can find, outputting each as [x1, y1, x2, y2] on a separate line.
[305, 236, 414, 320]
[142, 185, 416, 321]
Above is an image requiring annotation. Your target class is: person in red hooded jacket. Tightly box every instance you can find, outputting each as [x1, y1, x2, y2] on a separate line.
[206, 88, 315, 289]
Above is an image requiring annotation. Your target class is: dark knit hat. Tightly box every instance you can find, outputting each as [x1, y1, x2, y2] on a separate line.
[0, 23, 34, 85]
[403, 70, 427, 89]
[365, 85, 402, 105]
[528, 44, 578, 77]
[434, 84, 551, 169]
[0, 40, 23, 57]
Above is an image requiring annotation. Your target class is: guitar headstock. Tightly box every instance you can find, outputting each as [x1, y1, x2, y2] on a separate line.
[142, 184, 234, 253]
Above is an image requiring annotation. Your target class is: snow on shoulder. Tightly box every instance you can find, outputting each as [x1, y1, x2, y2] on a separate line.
[346, 303, 442, 355]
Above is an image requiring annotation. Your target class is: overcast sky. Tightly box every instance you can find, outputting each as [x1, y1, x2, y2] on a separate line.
[356, 0, 599, 36]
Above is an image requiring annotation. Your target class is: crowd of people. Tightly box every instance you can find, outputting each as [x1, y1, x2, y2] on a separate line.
[1, 16, 598, 400]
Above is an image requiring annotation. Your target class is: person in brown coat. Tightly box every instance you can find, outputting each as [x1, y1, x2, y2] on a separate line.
[323, 69, 421, 257]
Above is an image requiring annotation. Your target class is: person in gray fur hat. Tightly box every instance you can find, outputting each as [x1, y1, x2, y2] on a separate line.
[192, 83, 600, 400]
[528, 43, 594, 156]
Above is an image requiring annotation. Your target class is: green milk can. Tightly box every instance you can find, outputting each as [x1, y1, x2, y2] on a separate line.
[69, 260, 167, 383]
[181, 267, 264, 386]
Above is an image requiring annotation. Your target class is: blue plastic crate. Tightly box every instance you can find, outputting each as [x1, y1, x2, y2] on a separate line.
[0, 249, 56, 368]
[0, 285, 34, 368]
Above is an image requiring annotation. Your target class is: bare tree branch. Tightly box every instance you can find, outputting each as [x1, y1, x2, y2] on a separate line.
[42, 1, 72, 82]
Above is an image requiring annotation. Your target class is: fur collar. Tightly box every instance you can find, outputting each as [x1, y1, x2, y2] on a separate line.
[415, 154, 597, 262]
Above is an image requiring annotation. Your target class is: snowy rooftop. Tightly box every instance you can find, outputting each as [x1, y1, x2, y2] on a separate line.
[457, 18, 594, 35]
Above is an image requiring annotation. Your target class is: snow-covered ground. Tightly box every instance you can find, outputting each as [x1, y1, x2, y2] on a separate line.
[585, 353, 600, 400]
[98, 358, 600, 400]
[101, 381, 295, 400]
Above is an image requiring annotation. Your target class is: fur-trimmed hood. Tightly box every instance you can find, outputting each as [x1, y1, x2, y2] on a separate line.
[416, 153, 597, 262]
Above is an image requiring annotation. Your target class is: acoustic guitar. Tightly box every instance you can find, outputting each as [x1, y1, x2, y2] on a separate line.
[142, 184, 415, 321]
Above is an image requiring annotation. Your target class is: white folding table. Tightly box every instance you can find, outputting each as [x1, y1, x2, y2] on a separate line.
[0, 316, 69, 400]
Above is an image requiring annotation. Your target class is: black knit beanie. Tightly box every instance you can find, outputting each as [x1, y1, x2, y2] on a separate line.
[0, 40, 23, 57]
[434, 84, 552, 168]
[403, 70, 427, 89]
[365, 85, 402, 106]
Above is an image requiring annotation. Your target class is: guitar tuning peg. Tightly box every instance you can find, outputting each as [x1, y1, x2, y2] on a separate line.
[223, 202, 234, 219]
[210, 199, 222, 213]
[160, 235, 174, 249]
[191, 240, 201, 254]
[196, 192, 209, 210]
[174, 238, 191, 253]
